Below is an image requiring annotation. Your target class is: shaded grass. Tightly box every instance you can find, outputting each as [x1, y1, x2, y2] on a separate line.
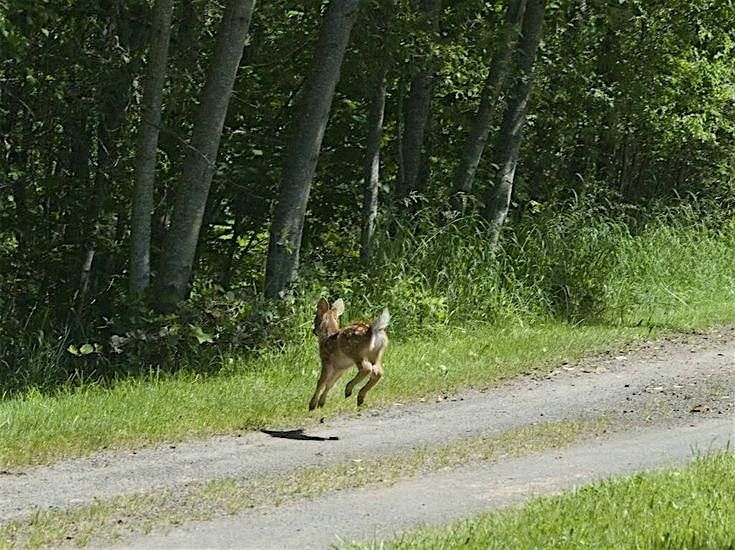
[378, 452, 735, 549]
[0, 419, 605, 548]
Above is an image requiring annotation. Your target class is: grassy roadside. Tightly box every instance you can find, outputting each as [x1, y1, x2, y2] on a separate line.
[2, 313, 735, 469]
[0, 418, 607, 548]
[0, 322, 648, 469]
[1, 217, 734, 546]
[3, 212, 735, 469]
[377, 452, 735, 549]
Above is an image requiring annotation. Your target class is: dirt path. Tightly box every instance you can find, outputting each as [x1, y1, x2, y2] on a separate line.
[120, 418, 734, 549]
[2, 329, 735, 546]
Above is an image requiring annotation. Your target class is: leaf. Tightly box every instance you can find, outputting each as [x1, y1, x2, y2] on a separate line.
[80, 344, 95, 355]
[190, 324, 214, 345]
[67, 344, 80, 356]
[110, 335, 126, 354]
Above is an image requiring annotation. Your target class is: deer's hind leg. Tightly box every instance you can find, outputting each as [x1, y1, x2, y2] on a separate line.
[345, 359, 372, 399]
[357, 362, 383, 406]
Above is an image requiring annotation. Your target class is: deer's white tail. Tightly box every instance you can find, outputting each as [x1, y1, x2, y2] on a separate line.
[371, 308, 391, 332]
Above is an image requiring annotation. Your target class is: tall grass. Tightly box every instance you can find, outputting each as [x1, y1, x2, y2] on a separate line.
[347, 203, 735, 332]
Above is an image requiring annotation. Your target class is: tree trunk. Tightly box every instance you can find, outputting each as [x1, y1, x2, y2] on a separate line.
[397, 71, 432, 203]
[451, 0, 527, 213]
[64, 111, 91, 208]
[264, 0, 361, 299]
[129, 0, 174, 296]
[66, 111, 92, 284]
[395, 0, 441, 205]
[360, 67, 388, 263]
[484, 0, 546, 247]
[155, 0, 256, 310]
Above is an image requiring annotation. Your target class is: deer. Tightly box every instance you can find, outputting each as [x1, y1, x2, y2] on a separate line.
[309, 298, 390, 410]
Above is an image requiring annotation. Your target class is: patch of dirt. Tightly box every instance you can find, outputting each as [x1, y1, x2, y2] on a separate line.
[2, 328, 735, 547]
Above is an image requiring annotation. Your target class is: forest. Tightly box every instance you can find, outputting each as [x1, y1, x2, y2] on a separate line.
[2, 0, 735, 394]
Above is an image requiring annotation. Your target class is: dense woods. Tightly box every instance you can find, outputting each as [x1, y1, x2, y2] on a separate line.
[2, 0, 735, 391]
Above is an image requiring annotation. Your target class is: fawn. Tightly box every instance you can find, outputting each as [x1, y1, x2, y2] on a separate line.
[309, 298, 390, 410]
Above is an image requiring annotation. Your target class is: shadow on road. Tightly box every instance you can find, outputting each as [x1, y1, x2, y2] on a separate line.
[261, 428, 339, 442]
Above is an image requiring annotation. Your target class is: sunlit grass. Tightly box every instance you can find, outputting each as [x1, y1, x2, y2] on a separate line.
[377, 452, 735, 549]
[0, 323, 644, 469]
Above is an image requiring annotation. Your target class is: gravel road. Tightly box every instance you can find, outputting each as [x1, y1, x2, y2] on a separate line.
[123, 418, 734, 549]
[2, 328, 734, 548]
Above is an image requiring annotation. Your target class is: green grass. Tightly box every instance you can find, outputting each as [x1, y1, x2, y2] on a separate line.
[0, 323, 642, 468]
[378, 452, 735, 549]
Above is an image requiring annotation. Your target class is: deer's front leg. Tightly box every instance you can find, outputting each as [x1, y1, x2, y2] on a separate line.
[309, 365, 330, 411]
[317, 365, 347, 408]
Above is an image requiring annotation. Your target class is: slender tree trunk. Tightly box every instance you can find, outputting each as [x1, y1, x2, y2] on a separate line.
[67, 111, 92, 284]
[222, 206, 244, 288]
[264, 0, 361, 299]
[65, 111, 91, 219]
[81, 112, 121, 299]
[129, 0, 174, 296]
[156, 0, 256, 310]
[11, 179, 28, 250]
[395, 0, 441, 205]
[484, 0, 546, 247]
[397, 71, 432, 203]
[360, 67, 388, 263]
[451, 0, 527, 213]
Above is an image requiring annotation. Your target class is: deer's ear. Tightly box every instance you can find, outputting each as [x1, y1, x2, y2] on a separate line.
[316, 298, 330, 316]
[331, 298, 345, 317]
